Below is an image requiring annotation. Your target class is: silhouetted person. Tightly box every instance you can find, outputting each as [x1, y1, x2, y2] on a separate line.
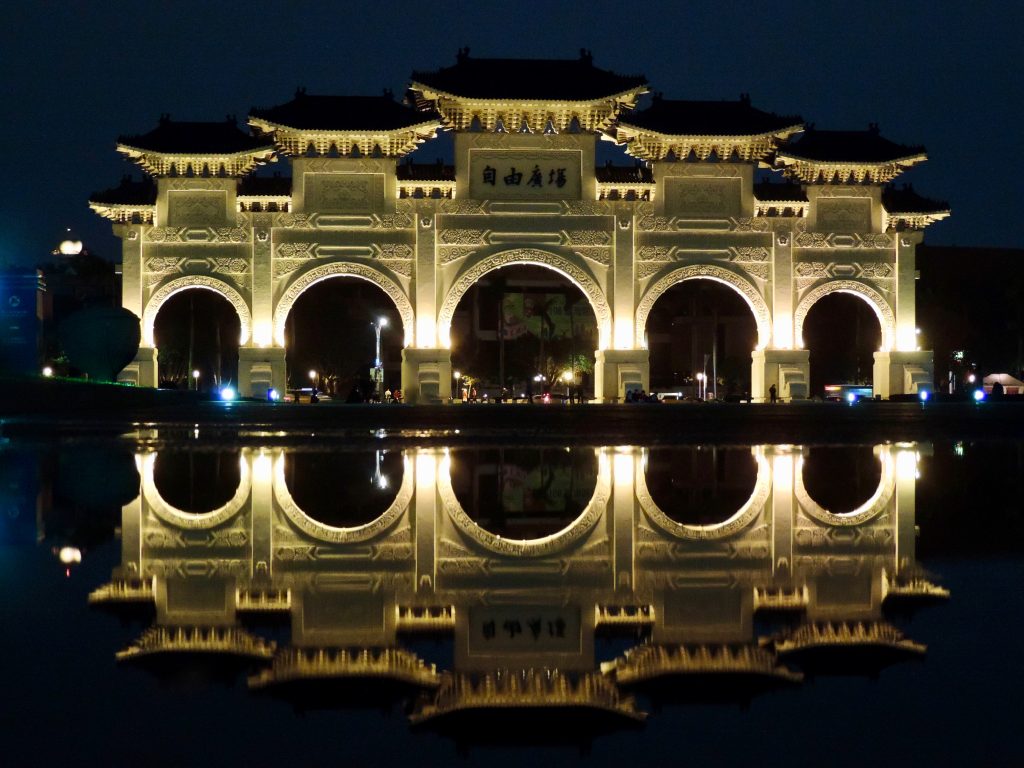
[992, 380, 1005, 398]
[769, 384, 778, 404]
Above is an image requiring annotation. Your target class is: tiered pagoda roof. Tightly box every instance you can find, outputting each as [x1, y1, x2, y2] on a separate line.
[249, 646, 440, 689]
[410, 668, 646, 724]
[249, 90, 442, 157]
[601, 643, 803, 685]
[753, 179, 809, 202]
[615, 95, 803, 162]
[397, 159, 456, 182]
[237, 173, 293, 197]
[117, 116, 276, 177]
[775, 125, 927, 183]
[595, 162, 653, 184]
[882, 183, 951, 230]
[88, 176, 157, 223]
[408, 49, 648, 133]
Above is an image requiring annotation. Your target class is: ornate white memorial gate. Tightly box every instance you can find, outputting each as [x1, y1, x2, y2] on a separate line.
[91, 51, 949, 402]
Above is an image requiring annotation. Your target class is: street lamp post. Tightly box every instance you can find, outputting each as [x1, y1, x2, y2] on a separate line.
[372, 317, 388, 402]
[562, 370, 572, 402]
[454, 370, 461, 401]
[192, 369, 200, 391]
[696, 372, 705, 400]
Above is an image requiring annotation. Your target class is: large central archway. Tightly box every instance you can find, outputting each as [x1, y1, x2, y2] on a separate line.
[438, 249, 612, 350]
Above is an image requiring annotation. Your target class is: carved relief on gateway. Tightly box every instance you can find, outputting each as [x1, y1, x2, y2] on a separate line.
[303, 173, 385, 213]
[663, 177, 742, 218]
[793, 259, 895, 290]
[167, 190, 228, 227]
[813, 197, 872, 233]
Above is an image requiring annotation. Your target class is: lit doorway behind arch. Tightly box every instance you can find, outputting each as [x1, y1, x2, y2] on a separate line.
[152, 290, 240, 390]
[283, 278, 401, 401]
[449, 265, 598, 399]
[646, 280, 757, 399]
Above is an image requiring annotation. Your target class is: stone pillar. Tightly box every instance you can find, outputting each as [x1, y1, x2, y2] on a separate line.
[771, 228, 795, 349]
[249, 449, 273, 581]
[117, 224, 148, 385]
[611, 449, 635, 592]
[594, 349, 649, 402]
[873, 350, 934, 398]
[401, 347, 451, 404]
[414, 451, 439, 593]
[751, 348, 809, 402]
[239, 347, 286, 399]
[893, 445, 920, 574]
[769, 449, 794, 578]
[250, 213, 274, 348]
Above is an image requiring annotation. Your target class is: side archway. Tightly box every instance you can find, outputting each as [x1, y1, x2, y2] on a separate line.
[273, 262, 415, 347]
[437, 248, 612, 349]
[635, 264, 772, 350]
[143, 275, 252, 347]
[794, 280, 896, 352]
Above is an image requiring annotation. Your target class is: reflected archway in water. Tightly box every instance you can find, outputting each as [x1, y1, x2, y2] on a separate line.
[796, 446, 894, 526]
[140, 452, 250, 529]
[637, 447, 771, 539]
[643, 446, 759, 526]
[439, 447, 609, 556]
[152, 450, 242, 513]
[273, 451, 412, 543]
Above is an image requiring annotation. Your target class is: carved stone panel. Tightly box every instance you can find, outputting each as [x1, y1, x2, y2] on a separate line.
[304, 173, 385, 213]
[815, 198, 871, 233]
[167, 191, 228, 227]
[664, 178, 742, 218]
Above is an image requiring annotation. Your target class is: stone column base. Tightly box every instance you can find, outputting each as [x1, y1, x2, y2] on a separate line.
[401, 348, 452, 404]
[239, 347, 287, 399]
[594, 349, 649, 402]
[752, 349, 810, 402]
[873, 350, 933, 399]
[119, 346, 158, 388]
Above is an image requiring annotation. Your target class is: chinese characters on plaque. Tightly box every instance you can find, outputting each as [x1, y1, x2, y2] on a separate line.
[481, 164, 568, 189]
[468, 151, 582, 200]
[468, 607, 580, 653]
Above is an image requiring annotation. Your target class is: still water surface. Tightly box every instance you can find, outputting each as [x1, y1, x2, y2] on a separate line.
[1, 435, 1022, 765]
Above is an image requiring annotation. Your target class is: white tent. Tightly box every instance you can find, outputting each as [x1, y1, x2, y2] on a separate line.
[983, 373, 1024, 394]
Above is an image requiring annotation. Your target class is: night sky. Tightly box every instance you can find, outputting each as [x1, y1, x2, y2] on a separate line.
[3, 0, 1021, 267]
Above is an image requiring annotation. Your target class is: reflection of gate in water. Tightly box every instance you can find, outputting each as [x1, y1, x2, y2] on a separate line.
[98, 443, 945, 724]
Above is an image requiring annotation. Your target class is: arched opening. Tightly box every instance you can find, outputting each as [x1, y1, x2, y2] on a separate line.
[153, 450, 241, 513]
[645, 281, 759, 399]
[644, 447, 758, 526]
[282, 450, 404, 528]
[448, 265, 600, 400]
[447, 447, 599, 539]
[153, 290, 240, 390]
[803, 294, 881, 397]
[801, 446, 882, 514]
[283, 278, 402, 401]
